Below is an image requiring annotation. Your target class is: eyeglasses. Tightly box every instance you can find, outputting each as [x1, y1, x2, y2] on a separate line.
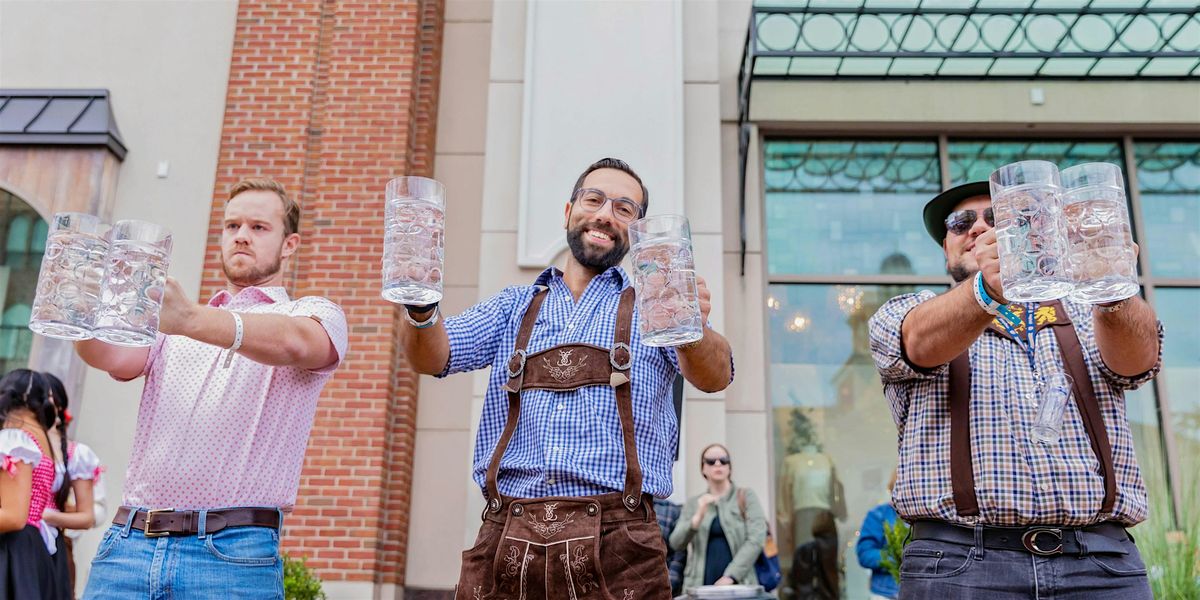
[945, 208, 995, 235]
[704, 457, 730, 466]
[572, 188, 644, 224]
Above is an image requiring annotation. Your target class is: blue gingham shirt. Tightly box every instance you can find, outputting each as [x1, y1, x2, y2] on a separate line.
[441, 267, 689, 499]
[868, 290, 1163, 527]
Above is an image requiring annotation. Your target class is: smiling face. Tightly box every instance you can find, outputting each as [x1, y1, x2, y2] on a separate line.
[563, 168, 646, 273]
[221, 190, 300, 288]
[942, 195, 993, 283]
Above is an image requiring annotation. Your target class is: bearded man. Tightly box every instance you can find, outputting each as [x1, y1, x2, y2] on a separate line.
[401, 158, 733, 599]
[76, 178, 348, 599]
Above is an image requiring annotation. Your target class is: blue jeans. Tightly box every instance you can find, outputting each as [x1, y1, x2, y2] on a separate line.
[898, 536, 1152, 599]
[83, 509, 284, 600]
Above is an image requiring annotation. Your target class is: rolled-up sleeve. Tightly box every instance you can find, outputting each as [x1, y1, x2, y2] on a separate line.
[869, 290, 946, 384]
[1090, 318, 1165, 391]
[439, 287, 519, 377]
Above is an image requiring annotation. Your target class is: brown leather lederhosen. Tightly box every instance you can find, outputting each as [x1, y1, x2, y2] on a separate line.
[455, 286, 672, 600]
[947, 300, 1118, 521]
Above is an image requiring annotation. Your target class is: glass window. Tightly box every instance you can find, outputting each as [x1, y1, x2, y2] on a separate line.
[1135, 142, 1200, 280]
[764, 140, 943, 276]
[0, 189, 46, 374]
[1155, 288, 1200, 508]
[768, 282, 946, 600]
[947, 140, 1124, 185]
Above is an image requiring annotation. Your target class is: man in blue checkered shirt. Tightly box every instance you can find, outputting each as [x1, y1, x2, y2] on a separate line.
[401, 158, 733, 599]
[868, 181, 1162, 599]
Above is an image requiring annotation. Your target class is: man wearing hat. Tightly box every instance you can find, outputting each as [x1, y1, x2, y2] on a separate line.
[867, 181, 1163, 598]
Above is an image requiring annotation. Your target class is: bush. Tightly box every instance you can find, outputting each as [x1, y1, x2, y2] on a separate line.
[880, 519, 911, 584]
[283, 554, 326, 600]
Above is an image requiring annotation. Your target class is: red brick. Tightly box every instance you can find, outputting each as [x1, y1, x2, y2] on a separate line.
[205, 0, 444, 586]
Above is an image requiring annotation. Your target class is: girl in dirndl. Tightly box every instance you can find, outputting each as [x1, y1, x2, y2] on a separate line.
[0, 369, 69, 600]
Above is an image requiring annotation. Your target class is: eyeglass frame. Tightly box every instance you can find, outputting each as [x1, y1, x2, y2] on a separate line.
[944, 207, 995, 235]
[703, 457, 730, 466]
[570, 188, 646, 224]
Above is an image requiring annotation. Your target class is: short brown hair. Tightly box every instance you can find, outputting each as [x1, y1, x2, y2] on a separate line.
[572, 157, 649, 213]
[227, 178, 300, 236]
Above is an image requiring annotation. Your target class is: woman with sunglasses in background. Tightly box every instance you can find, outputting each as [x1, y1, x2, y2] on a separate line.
[40, 373, 103, 596]
[671, 443, 768, 590]
[0, 369, 70, 599]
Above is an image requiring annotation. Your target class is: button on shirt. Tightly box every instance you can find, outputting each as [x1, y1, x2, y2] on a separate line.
[121, 286, 348, 510]
[441, 267, 719, 499]
[868, 290, 1163, 527]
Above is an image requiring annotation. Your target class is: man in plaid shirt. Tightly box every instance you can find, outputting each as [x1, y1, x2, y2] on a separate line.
[868, 181, 1162, 599]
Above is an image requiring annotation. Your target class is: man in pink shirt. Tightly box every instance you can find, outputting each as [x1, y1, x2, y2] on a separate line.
[75, 179, 348, 599]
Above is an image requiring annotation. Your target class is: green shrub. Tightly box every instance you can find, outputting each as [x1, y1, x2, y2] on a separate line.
[880, 519, 911, 584]
[283, 554, 327, 600]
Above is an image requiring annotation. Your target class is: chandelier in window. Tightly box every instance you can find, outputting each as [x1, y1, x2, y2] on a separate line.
[786, 313, 810, 333]
[835, 286, 864, 316]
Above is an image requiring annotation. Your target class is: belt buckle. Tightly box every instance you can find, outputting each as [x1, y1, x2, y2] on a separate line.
[1022, 527, 1063, 556]
[143, 508, 176, 538]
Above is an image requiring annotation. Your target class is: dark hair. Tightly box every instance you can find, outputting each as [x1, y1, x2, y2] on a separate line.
[571, 158, 650, 213]
[43, 373, 72, 510]
[0, 370, 57, 474]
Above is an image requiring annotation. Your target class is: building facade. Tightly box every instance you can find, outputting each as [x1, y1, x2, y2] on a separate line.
[1, 1, 1197, 598]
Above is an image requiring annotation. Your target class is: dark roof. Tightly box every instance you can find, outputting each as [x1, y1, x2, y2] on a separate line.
[0, 89, 127, 160]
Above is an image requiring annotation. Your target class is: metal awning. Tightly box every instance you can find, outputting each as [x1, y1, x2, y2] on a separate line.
[0, 89, 127, 160]
[735, 0, 1200, 274]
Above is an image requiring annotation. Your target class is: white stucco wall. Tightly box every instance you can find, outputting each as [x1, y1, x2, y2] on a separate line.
[0, 0, 238, 590]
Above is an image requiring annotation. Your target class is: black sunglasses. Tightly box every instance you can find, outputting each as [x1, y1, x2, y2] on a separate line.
[704, 457, 730, 466]
[945, 208, 995, 235]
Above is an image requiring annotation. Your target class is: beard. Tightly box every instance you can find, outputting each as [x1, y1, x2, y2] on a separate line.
[222, 249, 283, 288]
[947, 261, 975, 284]
[566, 222, 628, 272]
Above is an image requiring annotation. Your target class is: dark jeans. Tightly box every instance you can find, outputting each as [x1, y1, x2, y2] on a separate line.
[898, 537, 1152, 599]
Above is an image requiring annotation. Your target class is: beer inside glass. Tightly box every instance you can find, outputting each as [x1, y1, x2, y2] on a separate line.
[382, 176, 445, 305]
[629, 215, 703, 347]
[989, 160, 1073, 302]
[28, 212, 108, 341]
[1060, 163, 1139, 304]
[93, 220, 173, 347]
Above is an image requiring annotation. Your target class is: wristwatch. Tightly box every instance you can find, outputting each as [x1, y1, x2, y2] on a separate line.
[404, 302, 441, 329]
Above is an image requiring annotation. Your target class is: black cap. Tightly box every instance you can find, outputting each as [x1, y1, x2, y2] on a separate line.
[922, 181, 991, 245]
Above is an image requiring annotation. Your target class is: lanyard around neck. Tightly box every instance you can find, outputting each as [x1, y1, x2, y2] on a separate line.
[997, 302, 1038, 368]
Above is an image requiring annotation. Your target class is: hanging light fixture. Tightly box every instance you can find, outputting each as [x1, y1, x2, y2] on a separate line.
[835, 285, 864, 315]
[787, 313, 810, 332]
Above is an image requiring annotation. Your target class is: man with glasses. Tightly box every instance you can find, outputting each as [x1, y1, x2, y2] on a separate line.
[401, 158, 733, 599]
[867, 180, 1162, 598]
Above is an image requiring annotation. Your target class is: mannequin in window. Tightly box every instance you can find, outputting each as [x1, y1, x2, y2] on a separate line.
[776, 441, 845, 600]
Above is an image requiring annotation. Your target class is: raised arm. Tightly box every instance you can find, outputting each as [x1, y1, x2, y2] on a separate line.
[74, 341, 150, 381]
[158, 278, 342, 371]
[399, 304, 451, 375]
[677, 276, 733, 393]
[1093, 296, 1160, 377]
[901, 228, 1004, 368]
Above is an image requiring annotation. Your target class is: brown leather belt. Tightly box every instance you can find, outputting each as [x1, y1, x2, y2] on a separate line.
[482, 492, 657, 526]
[114, 506, 281, 537]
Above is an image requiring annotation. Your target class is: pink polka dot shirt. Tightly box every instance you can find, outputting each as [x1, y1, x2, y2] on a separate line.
[120, 286, 348, 510]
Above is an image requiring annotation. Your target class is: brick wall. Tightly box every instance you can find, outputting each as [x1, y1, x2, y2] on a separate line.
[202, 0, 443, 585]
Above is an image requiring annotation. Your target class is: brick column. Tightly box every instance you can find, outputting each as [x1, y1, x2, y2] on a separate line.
[202, 0, 443, 586]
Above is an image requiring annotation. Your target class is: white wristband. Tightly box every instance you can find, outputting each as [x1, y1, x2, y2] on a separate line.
[223, 312, 244, 368]
[973, 272, 1001, 315]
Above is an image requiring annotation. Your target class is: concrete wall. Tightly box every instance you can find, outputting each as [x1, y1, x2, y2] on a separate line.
[0, 0, 238, 590]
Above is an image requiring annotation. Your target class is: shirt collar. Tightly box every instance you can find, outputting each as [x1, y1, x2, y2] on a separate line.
[209, 286, 291, 308]
[533, 266, 630, 290]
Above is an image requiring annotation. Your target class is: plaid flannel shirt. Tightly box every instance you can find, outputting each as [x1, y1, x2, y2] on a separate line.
[868, 290, 1163, 527]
